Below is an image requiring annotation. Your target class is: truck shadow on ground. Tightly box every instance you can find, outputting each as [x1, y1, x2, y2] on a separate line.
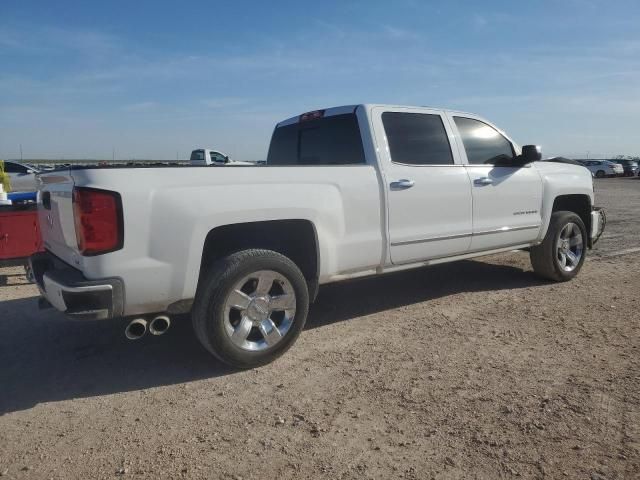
[0, 258, 545, 414]
[0, 273, 32, 287]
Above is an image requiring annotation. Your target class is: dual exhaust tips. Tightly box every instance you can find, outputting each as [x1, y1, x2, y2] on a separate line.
[125, 315, 171, 340]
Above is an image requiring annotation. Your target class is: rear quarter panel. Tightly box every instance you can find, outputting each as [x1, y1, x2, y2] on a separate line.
[72, 166, 382, 316]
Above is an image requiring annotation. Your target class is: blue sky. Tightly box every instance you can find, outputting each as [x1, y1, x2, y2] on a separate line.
[1, 0, 639, 160]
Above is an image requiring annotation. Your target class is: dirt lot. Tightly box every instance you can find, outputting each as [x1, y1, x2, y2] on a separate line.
[1, 178, 638, 480]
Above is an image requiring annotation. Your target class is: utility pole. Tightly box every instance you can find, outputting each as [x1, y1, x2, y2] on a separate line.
[176, 151, 179, 161]
[20, 144, 23, 161]
[112, 147, 116, 162]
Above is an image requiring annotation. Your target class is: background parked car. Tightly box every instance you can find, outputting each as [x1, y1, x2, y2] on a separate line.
[577, 160, 623, 178]
[3, 161, 39, 192]
[610, 159, 639, 176]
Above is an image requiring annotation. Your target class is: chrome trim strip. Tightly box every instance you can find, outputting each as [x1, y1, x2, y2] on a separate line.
[390, 163, 466, 167]
[390, 224, 541, 247]
[473, 224, 541, 236]
[391, 232, 472, 246]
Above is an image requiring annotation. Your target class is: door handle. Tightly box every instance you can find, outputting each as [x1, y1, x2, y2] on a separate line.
[390, 179, 415, 190]
[473, 177, 493, 186]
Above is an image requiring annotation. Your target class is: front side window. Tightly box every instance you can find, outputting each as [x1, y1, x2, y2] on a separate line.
[210, 152, 227, 163]
[454, 117, 514, 165]
[267, 113, 365, 165]
[382, 112, 453, 165]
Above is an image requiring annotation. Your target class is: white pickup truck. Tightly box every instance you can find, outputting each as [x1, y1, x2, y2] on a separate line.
[31, 104, 605, 368]
[189, 148, 254, 166]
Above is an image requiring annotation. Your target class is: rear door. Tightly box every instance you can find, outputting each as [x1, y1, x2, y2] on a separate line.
[447, 114, 543, 251]
[372, 107, 473, 264]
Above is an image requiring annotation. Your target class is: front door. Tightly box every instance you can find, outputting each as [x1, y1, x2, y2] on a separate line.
[373, 107, 473, 265]
[448, 115, 543, 251]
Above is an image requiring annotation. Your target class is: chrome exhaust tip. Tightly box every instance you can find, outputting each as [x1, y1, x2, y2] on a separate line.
[125, 318, 148, 340]
[149, 315, 171, 336]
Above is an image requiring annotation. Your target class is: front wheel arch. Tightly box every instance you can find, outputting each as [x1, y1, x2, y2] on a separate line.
[530, 211, 587, 281]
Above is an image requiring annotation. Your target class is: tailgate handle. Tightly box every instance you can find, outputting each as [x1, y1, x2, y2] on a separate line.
[42, 191, 51, 210]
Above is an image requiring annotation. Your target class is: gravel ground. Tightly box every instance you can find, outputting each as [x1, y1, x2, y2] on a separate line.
[0, 178, 638, 480]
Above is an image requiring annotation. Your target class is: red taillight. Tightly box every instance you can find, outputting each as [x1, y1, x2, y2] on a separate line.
[73, 187, 123, 255]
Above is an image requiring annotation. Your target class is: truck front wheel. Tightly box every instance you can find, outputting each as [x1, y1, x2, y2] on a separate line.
[530, 211, 587, 282]
[192, 249, 309, 368]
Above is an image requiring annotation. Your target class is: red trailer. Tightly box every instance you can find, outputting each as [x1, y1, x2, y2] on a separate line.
[0, 205, 44, 265]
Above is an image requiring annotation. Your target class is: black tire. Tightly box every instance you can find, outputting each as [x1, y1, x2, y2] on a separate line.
[192, 249, 309, 368]
[530, 211, 587, 282]
[595, 170, 605, 178]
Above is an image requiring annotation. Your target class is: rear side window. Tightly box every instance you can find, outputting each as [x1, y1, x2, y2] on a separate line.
[267, 113, 365, 165]
[382, 112, 453, 165]
[190, 150, 205, 161]
[454, 117, 514, 165]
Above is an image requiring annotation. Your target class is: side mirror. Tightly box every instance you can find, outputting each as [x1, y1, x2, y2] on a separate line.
[520, 145, 542, 164]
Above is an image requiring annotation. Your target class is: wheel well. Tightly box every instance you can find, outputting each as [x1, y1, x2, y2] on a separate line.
[199, 220, 319, 298]
[552, 194, 591, 235]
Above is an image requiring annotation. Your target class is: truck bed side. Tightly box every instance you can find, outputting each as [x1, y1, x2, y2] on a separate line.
[46, 166, 382, 316]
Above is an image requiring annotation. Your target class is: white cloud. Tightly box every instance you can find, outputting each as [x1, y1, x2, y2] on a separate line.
[1, 17, 639, 159]
[382, 25, 420, 40]
[121, 101, 157, 112]
[201, 97, 249, 109]
[0, 25, 119, 56]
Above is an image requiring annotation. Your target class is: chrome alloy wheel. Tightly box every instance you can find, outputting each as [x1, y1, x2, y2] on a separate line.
[556, 222, 584, 272]
[223, 270, 297, 351]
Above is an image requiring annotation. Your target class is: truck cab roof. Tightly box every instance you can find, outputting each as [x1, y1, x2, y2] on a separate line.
[276, 104, 477, 128]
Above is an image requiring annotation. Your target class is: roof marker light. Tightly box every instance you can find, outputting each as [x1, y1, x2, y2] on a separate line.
[299, 110, 325, 122]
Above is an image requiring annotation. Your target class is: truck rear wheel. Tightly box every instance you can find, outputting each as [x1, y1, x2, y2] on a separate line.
[530, 211, 587, 282]
[192, 249, 309, 368]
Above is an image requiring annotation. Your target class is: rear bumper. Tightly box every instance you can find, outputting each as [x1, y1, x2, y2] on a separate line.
[29, 251, 124, 320]
[590, 207, 606, 247]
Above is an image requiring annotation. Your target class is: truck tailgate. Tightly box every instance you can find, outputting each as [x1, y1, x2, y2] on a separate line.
[37, 170, 80, 267]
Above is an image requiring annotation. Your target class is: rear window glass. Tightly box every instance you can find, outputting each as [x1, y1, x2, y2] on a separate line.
[190, 150, 205, 161]
[267, 113, 365, 165]
[382, 112, 453, 165]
